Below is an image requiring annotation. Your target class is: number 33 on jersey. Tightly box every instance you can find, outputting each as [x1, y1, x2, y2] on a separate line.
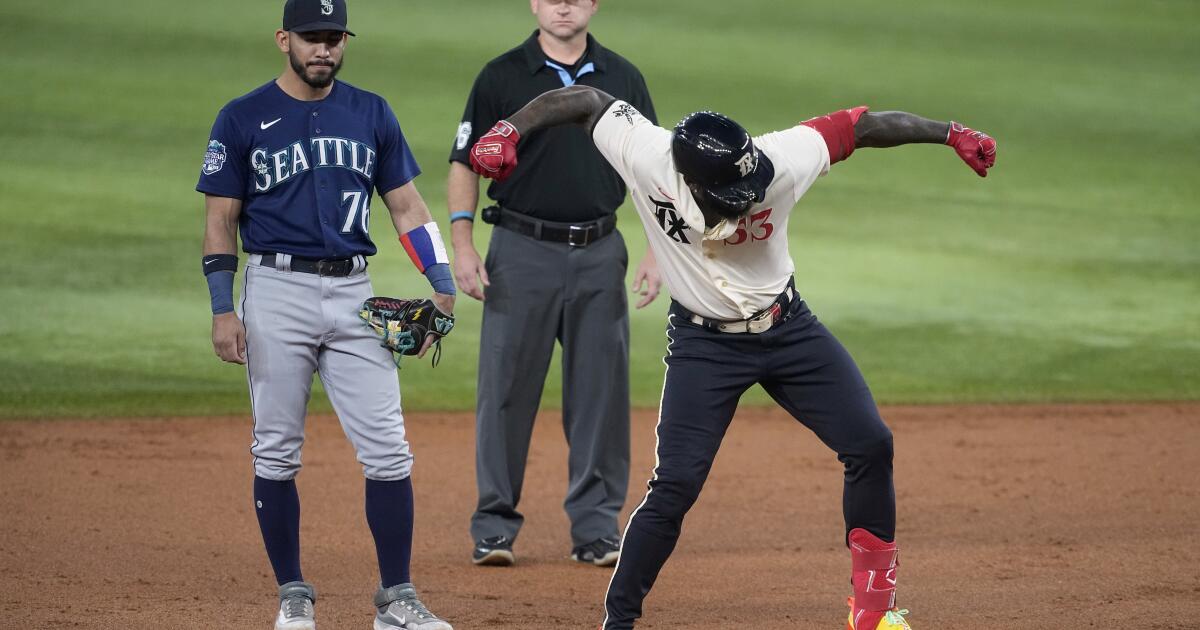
[591, 99, 832, 321]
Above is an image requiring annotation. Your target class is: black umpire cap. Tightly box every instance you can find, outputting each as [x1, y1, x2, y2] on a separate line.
[283, 0, 355, 36]
[672, 111, 774, 219]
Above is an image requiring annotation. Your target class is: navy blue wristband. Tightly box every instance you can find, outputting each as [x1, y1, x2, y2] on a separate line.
[423, 262, 456, 295]
[206, 270, 235, 315]
[202, 254, 238, 275]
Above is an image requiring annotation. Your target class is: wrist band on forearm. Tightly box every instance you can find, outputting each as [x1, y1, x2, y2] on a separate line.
[202, 254, 238, 315]
[400, 222, 455, 294]
[400, 222, 450, 271]
[450, 211, 475, 223]
[423, 263, 456, 295]
[207, 272, 235, 314]
[202, 254, 238, 275]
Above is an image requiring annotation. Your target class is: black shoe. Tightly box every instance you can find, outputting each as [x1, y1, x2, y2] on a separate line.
[472, 536, 515, 566]
[571, 537, 620, 567]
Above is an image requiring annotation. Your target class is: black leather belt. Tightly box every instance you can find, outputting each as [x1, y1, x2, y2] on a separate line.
[672, 278, 799, 334]
[260, 253, 360, 277]
[484, 206, 616, 247]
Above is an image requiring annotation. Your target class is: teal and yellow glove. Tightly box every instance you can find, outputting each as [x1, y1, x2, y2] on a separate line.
[359, 297, 455, 366]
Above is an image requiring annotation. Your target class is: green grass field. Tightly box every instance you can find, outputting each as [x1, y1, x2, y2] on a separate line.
[2, 0, 1197, 418]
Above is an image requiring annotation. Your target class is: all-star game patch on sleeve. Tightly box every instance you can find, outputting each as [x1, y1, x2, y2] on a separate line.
[374, 100, 422, 196]
[590, 99, 670, 187]
[196, 107, 249, 199]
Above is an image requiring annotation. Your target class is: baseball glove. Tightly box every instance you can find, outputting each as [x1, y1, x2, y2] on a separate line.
[359, 297, 455, 367]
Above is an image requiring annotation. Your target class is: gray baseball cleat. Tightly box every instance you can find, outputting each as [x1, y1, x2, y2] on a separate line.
[275, 581, 317, 630]
[373, 583, 453, 630]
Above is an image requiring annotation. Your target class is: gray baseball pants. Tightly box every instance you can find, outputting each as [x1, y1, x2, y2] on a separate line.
[471, 226, 631, 547]
[239, 254, 413, 482]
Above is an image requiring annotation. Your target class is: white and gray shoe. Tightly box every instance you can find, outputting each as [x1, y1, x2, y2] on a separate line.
[373, 583, 452, 630]
[275, 581, 317, 630]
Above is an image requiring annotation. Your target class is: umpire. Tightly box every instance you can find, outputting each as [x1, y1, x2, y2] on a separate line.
[447, 0, 659, 567]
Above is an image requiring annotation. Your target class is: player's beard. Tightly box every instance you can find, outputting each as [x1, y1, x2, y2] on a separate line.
[290, 51, 342, 89]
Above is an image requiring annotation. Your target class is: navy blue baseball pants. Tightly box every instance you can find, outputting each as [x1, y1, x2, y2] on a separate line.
[602, 296, 896, 629]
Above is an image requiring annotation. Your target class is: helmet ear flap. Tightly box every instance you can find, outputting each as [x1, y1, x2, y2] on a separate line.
[687, 179, 751, 221]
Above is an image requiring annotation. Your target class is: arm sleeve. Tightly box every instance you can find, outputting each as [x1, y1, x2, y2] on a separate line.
[195, 108, 249, 199]
[590, 99, 670, 184]
[800, 106, 869, 164]
[448, 69, 501, 165]
[374, 101, 422, 196]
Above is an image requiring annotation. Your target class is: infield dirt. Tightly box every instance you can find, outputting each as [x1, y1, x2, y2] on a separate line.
[2, 403, 1198, 629]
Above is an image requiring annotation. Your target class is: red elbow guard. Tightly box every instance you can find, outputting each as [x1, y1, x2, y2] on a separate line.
[801, 106, 869, 164]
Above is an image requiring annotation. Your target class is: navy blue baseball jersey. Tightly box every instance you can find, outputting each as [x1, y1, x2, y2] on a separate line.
[196, 80, 420, 258]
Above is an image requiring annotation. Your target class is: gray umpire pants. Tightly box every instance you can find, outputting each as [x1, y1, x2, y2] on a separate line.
[472, 225, 631, 547]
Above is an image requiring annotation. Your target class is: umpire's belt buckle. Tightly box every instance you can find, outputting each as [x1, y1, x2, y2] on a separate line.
[567, 224, 592, 247]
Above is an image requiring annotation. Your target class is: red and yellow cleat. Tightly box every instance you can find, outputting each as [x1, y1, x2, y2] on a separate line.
[846, 597, 912, 630]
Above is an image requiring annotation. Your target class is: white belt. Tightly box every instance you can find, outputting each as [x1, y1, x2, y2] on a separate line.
[687, 287, 796, 334]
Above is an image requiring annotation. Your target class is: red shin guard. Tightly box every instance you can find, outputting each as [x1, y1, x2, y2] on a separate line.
[848, 528, 898, 629]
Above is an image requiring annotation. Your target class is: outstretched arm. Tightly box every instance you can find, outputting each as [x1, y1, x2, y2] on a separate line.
[468, 85, 615, 181]
[854, 111, 950, 147]
[507, 85, 614, 135]
[804, 107, 997, 177]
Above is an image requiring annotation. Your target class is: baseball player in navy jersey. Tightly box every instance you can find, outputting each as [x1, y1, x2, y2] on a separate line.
[197, 2, 454, 629]
[469, 85, 996, 629]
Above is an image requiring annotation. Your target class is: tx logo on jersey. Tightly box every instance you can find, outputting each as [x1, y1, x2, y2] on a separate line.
[650, 197, 691, 245]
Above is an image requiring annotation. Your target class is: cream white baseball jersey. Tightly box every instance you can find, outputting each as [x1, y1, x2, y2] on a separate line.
[591, 100, 831, 320]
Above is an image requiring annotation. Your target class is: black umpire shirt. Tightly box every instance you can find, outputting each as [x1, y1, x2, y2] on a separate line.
[449, 31, 657, 223]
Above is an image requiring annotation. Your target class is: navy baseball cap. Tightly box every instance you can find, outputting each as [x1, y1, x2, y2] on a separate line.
[283, 0, 355, 36]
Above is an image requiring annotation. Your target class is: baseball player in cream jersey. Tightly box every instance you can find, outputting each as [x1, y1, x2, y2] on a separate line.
[468, 85, 996, 629]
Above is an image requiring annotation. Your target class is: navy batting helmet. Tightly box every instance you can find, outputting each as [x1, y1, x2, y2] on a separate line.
[671, 112, 774, 220]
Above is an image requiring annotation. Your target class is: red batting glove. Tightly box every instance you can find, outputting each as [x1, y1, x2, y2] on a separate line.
[469, 120, 521, 182]
[946, 121, 997, 177]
